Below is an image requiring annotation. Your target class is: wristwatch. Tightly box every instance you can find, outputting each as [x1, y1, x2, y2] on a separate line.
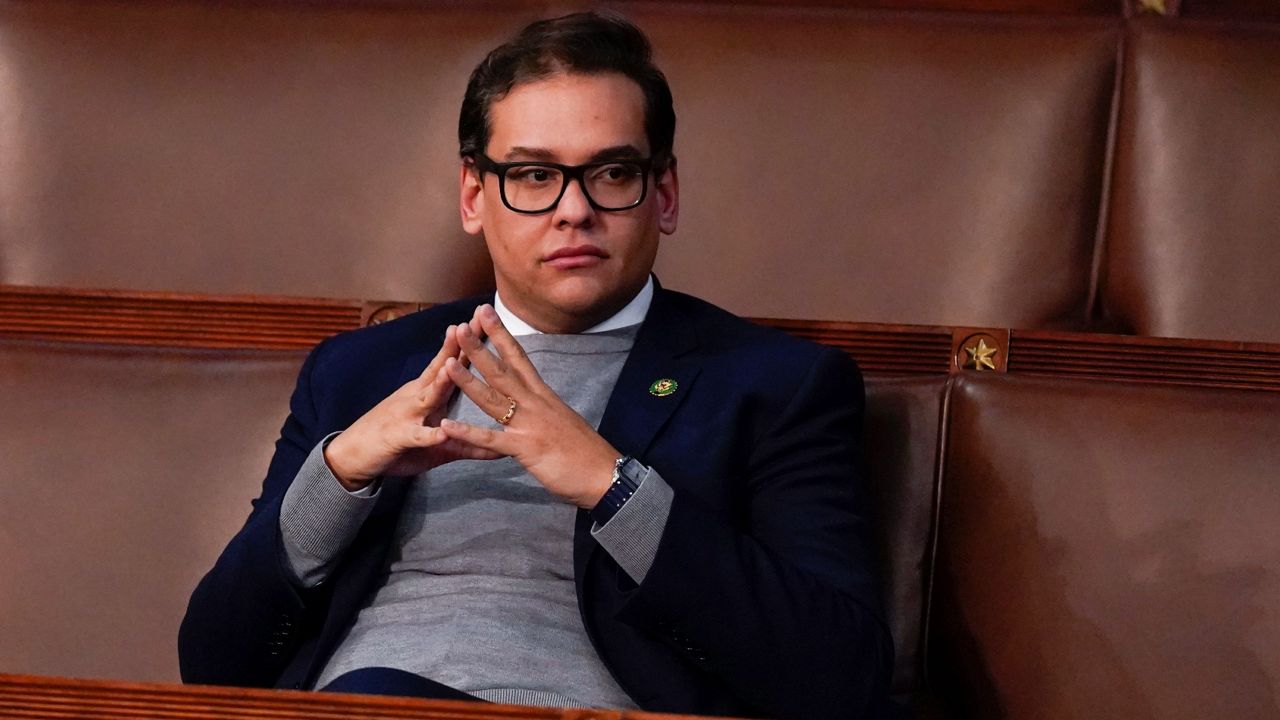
[591, 455, 646, 526]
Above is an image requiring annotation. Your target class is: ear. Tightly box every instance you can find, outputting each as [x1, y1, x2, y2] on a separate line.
[459, 161, 485, 236]
[655, 161, 679, 235]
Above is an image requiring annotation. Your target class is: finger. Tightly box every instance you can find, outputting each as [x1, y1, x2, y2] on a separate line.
[439, 438, 506, 462]
[405, 425, 503, 461]
[407, 364, 456, 415]
[475, 304, 535, 376]
[440, 417, 519, 456]
[455, 321, 514, 391]
[408, 424, 448, 447]
[445, 356, 514, 422]
[417, 325, 462, 383]
[421, 367, 459, 423]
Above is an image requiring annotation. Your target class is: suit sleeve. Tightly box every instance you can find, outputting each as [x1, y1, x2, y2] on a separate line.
[616, 347, 893, 720]
[178, 340, 335, 687]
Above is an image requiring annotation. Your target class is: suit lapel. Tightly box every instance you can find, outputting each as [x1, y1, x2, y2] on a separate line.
[597, 303, 701, 459]
[575, 287, 702, 582]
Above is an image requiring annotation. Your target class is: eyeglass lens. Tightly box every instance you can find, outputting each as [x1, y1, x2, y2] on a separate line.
[503, 163, 645, 212]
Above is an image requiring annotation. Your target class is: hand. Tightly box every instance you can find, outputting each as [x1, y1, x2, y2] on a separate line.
[323, 320, 502, 490]
[440, 304, 620, 509]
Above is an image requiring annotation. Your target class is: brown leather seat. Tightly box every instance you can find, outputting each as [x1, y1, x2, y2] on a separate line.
[931, 374, 1280, 719]
[0, 333, 950, 696]
[0, 1, 1115, 330]
[864, 375, 948, 700]
[0, 339, 305, 681]
[1102, 19, 1280, 343]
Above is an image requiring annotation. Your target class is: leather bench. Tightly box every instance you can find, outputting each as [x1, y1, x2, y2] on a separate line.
[5, 2, 1277, 341]
[3, 303, 1279, 717]
[0, 0, 1113, 330]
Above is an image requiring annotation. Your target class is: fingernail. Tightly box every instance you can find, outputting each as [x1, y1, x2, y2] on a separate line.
[483, 304, 498, 319]
[441, 418, 457, 428]
[457, 323, 471, 337]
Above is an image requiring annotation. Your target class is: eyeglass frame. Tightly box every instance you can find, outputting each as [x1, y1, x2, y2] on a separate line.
[470, 153, 660, 215]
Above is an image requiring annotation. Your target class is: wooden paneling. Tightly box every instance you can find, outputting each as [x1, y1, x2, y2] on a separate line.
[1008, 331, 1280, 391]
[313, 0, 1125, 15]
[629, 0, 1123, 13]
[1177, 0, 1280, 19]
[5, 284, 1280, 392]
[0, 285, 362, 351]
[0, 673, 715, 720]
[753, 318, 954, 374]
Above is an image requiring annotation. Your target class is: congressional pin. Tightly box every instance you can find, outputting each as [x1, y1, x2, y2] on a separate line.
[649, 378, 678, 397]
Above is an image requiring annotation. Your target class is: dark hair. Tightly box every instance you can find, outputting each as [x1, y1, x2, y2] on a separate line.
[458, 11, 675, 172]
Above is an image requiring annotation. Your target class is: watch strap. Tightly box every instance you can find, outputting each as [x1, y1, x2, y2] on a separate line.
[591, 455, 645, 526]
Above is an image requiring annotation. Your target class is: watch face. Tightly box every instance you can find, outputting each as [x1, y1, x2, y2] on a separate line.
[619, 459, 645, 487]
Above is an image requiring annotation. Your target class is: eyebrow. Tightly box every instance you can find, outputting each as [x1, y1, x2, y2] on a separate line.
[503, 144, 646, 163]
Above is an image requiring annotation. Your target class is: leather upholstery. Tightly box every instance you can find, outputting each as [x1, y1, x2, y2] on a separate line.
[864, 376, 948, 696]
[931, 374, 1280, 719]
[0, 336, 948, 700]
[635, 9, 1116, 328]
[0, 1, 501, 302]
[8, 3, 1280, 343]
[0, 1, 1115, 329]
[2, 1, 1279, 715]
[0, 339, 304, 681]
[1102, 19, 1280, 342]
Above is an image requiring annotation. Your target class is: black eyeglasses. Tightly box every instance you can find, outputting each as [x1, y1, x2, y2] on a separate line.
[473, 154, 654, 214]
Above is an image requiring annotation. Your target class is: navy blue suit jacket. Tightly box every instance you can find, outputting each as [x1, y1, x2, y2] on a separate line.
[179, 286, 892, 719]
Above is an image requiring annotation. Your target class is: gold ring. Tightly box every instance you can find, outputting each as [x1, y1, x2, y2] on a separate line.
[497, 397, 517, 425]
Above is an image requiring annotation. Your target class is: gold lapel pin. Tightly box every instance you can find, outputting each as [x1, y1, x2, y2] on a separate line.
[649, 378, 678, 397]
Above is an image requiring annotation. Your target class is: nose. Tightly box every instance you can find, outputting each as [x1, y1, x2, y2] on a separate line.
[553, 176, 595, 228]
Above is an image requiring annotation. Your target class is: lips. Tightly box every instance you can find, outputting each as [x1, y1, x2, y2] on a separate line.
[543, 245, 608, 269]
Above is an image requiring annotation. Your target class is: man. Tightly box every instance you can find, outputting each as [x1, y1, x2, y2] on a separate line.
[180, 12, 891, 719]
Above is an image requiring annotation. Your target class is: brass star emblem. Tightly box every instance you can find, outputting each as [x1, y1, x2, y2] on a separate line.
[963, 338, 999, 371]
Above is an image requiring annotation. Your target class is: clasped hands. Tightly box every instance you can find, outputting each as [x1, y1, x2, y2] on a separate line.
[323, 304, 619, 509]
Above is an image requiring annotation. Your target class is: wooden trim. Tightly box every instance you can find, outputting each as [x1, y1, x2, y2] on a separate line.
[0, 285, 362, 351]
[1177, 0, 1280, 19]
[0, 672, 714, 720]
[5, 285, 1280, 392]
[752, 318, 954, 375]
[1008, 330, 1280, 391]
[634, 0, 1124, 13]
[325, 0, 1125, 16]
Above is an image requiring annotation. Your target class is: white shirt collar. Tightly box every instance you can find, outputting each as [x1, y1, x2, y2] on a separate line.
[494, 276, 654, 336]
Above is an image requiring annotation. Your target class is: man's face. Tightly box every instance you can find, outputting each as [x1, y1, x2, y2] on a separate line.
[460, 72, 679, 334]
